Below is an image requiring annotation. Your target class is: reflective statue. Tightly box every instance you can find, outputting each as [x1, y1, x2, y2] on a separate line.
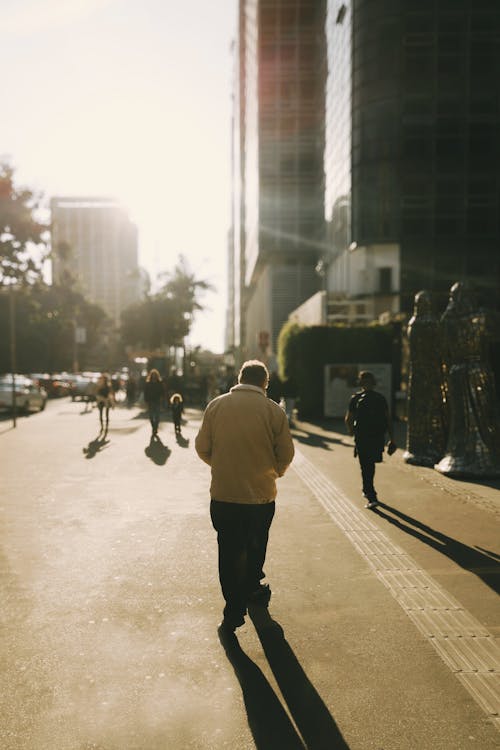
[404, 290, 447, 467]
[435, 282, 500, 478]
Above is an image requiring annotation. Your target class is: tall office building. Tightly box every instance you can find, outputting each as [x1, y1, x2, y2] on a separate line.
[50, 197, 140, 325]
[323, 0, 500, 321]
[231, 0, 327, 359]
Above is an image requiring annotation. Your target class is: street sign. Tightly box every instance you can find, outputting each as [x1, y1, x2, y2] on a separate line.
[75, 327, 86, 344]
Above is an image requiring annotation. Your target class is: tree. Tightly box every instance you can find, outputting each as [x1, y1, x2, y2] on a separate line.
[121, 255, 214, 351]
[0, 161, 48, 286]
[0, 281, 110, 373]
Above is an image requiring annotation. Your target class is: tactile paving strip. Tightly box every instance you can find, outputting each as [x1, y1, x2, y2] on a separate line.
[292, 448, 500, 730]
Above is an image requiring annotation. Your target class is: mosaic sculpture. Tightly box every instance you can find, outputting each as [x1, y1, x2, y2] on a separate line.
[435, 282, 500, 478]
[404, 290, 447, 467]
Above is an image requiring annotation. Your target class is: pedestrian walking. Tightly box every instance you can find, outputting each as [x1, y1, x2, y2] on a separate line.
[126, 374, 137, 408]
[195, 359, 295, 633]
[345, 370, 396, 509]
[95, 372, 114, 434]
[143, 368, 164, 437]
[169, 392, 184, 434]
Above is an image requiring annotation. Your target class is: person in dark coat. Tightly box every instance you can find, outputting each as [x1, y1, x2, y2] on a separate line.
[345, 371, 395, 508]
[169, 392, 184, 434]
[143, 369, 164, 437]
[126, 374, 137, 407]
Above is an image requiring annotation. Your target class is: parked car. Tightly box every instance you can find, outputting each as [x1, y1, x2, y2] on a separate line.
[68, 373, 98, 402]
[30, 372, 72, 398]
[47, 373, 73, 398]
[0, 375, 48, 413]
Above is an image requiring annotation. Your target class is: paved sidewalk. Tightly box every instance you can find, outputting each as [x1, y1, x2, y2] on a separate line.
[285, 417, 500, 740]
[0, 402, 498, 749]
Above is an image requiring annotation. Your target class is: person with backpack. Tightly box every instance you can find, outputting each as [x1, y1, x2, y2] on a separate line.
[345, 370, 396, 509]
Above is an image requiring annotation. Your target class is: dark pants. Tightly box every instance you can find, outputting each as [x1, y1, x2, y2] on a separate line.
[210, 500, 275, 622]
[148, 402, 161, 432]
[98, 402, 110, 429]
[356, 436, 384, 501]
[359, 456, 376, 500]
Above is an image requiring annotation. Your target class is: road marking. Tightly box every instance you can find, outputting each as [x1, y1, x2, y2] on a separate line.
[292, 448, 500, 731]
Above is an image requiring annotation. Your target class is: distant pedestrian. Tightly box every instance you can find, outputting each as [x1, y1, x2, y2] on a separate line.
[144, 368, 164, 437]
[126, 375, 137, 407]
[195, 359, 294, 634]
[169, 392, 184, 434]
[266, 371, 282, 404]
[345, 371, 396, 509]
[95, 372, 114, 434]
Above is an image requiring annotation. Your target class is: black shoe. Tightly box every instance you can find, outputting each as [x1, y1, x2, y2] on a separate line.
[364, 498, 379, 509]
[247, 583, 271, 606]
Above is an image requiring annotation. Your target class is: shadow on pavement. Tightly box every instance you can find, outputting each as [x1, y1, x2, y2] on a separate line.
[107, 425, 142, 435]
[247, 606, 350, 750]
[144, 435, 171, 465]
[218, 625, 306, 750]
[374, 502, 500, 596]
[291, 427, 346, 450]
[82, 432, 110, 459]
[175, 432, 189, 448]
[450, 474, 500, 491]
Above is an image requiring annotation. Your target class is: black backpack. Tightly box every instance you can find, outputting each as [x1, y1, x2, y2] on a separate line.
[353, 390, 387, 437]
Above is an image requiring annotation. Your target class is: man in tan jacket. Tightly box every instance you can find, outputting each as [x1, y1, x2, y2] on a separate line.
[195, 359, 295, 632]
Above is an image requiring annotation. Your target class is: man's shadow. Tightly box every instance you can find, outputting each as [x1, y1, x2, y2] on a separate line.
[219, 607, 349, 750]
[291, 428, 337, 450]
[373, 502, 500, 596]
[145, 434, 171, 465]
[82, 431, 109, 459]
[175, 432, 189, 448]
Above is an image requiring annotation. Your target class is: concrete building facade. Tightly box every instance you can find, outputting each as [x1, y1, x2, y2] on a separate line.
[228, 0, 327, 362]
[320, 0, 500, 325]
[50, 197, 140, 326]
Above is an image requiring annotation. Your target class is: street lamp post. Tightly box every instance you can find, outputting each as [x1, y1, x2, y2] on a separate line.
[9, 282, 17, 428]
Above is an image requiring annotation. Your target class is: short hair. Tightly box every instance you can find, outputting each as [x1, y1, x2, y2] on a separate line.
[359, 370, 376, 386]
[238, 359, 269, 387]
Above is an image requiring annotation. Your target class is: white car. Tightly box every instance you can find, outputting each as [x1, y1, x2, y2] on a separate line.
[0, 375, 48, 413]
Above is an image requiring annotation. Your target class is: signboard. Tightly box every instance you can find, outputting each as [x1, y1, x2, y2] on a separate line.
[75, 326, 86, 344]
[324, 363, 392, 417]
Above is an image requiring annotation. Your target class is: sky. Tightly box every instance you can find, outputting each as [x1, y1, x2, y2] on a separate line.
[1, 0, 237, 353]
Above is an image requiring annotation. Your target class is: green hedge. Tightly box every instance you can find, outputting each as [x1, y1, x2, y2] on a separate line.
[277, 321, 395, 418]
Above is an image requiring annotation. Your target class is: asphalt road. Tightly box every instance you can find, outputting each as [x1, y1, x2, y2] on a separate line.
[1, 399, 499, 750]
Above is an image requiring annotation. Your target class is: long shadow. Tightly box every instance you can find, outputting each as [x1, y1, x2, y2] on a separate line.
[83, 431, 110, 458]
[373, 502, 500, 595]
[218, 626, 306, 750]
[144, 434, 171, 465]
[291, 428, 340, 450]
[79, 400, 94, 415]
[248, 606, 350, 750]
[132, 409, 151, 421]
[175, 432, 189, 448]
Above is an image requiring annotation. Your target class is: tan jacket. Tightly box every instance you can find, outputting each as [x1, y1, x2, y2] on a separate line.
[195, 384, 295, 504]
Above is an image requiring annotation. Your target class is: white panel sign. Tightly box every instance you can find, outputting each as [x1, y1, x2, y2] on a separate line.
[324, 363, 392, 417]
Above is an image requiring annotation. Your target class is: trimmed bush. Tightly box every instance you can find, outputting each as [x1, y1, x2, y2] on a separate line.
[277, 321, 395, 418]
